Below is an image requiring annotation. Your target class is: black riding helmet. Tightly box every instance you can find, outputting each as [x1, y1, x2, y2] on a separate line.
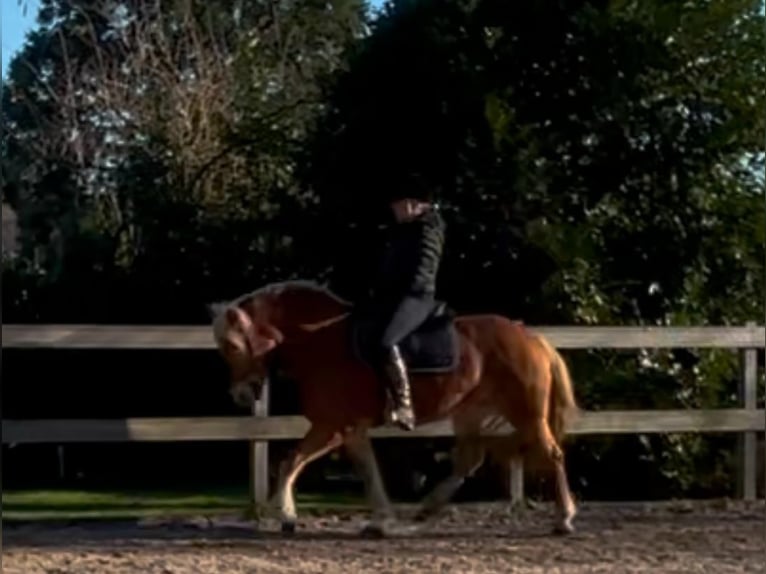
[381, 171, 443, 209]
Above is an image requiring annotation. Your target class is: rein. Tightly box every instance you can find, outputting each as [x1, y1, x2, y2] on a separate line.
[298, 311, 352, 333]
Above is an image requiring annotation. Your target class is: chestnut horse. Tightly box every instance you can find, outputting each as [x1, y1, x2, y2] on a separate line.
[210, 280, 579, 535]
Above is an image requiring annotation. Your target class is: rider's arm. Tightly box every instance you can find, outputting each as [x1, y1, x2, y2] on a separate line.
[408, 208, 446, 295]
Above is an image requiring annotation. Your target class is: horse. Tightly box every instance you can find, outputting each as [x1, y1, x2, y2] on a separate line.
[209, 279, 579, 536]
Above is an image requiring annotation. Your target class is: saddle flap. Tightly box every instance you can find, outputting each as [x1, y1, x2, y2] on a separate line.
[351, 301, 459, 374]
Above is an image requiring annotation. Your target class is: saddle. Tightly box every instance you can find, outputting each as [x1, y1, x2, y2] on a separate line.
[350, 301, 460, 375]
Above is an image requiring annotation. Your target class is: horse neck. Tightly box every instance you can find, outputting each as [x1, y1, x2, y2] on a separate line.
[270, 289, 352, 338]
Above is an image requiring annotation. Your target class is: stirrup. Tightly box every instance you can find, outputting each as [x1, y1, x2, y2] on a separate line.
[391, 406, 416, 431]
[384, 393, 415, 431]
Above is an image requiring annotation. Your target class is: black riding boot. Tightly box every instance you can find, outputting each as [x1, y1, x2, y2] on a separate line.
[382, 344, 416, 430]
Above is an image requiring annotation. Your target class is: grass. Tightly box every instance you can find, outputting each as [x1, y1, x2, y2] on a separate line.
[1, 487, 366, 522]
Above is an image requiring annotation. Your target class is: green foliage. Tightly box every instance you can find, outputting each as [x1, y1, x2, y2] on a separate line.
[303, 0, 764, 496]
[2, 0, 763, 498]
[2, 487, 365, 521]
[2, 0, 367, 321]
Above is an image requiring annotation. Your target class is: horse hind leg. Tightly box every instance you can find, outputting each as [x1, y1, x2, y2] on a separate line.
[492, 338, 577, 534]
[414, 420, 487, 523]
[483, 432, 528, 510]
[344, 426, 396, 538]
[526, 418, 577, 534]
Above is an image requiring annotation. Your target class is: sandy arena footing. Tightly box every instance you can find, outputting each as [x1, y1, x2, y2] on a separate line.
[3, 500, 764, 574]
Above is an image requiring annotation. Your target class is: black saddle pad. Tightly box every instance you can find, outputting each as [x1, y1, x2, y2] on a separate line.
[351, 303, 460, 374]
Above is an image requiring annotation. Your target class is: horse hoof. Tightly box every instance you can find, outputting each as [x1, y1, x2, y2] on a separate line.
[552, 522, 574, 536]
[509, 500, 527, 515]
[360, 523, 386, 539]
[281, 521, 296, 535]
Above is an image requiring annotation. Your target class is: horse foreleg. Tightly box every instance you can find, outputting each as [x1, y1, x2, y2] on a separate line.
[272, 424, 343, 533]
[344, 426, 395, 537]
[414, 434, 486, 523]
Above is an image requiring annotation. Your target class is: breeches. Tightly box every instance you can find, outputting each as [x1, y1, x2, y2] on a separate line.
[378, 294, 436, 351]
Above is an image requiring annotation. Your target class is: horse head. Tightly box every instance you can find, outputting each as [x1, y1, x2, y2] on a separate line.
[209, 280, 352, 407]
[209, 299, 284, 407]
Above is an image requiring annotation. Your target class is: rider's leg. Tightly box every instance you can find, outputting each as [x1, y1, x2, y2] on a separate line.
[376, 295, 435, 430]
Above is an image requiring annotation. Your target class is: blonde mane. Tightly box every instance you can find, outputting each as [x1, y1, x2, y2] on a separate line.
[239, 279, 353, 307]
[210, 279, 352, 344]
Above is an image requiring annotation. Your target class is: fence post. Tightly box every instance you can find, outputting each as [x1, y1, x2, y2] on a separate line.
[249, 379, 270, 512]
[737, 323, 757, 501]
[510, 457, 524, 507]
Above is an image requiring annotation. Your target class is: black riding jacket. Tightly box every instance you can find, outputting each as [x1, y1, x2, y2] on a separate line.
[370, 207, 446, 302]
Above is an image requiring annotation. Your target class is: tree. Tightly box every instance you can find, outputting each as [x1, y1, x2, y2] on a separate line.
[2, 0, 368, 321]
[301, 0, 764, 497]
[3, 0, 762, 497]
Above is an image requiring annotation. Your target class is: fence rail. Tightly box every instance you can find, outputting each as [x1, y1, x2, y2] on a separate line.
[2, 324, 764, 506]
[2, 409, 763, 444]
[3, 324, 764, 349]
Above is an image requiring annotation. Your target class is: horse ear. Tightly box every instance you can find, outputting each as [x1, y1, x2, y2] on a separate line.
[225, 306, 244, 327]
[207, 301, 227, 319]
[217, 304, 282, 356]
[240, 321, 283, 356]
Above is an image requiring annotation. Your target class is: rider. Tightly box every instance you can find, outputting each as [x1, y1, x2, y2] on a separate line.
[366, 180, 446, 431]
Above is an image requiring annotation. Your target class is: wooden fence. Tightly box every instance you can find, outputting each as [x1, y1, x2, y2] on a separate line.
[2, 323, 764, 507]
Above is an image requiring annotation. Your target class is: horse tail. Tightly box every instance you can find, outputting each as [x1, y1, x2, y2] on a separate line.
[534, 333, 579, 443]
